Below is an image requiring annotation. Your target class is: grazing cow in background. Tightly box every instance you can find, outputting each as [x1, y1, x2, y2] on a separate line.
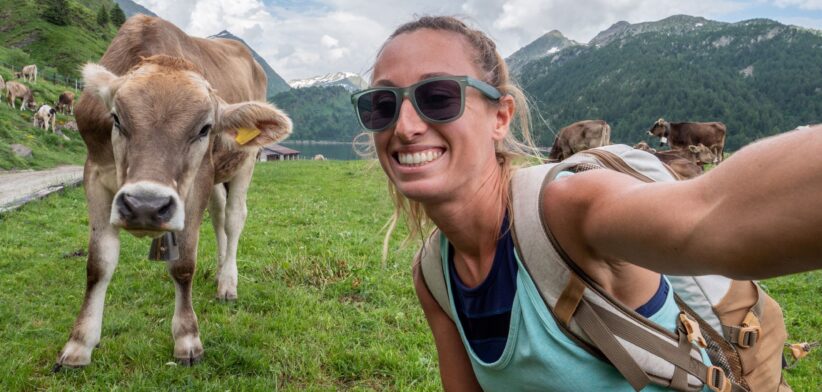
[21, 64, 37, 83]
[632, 141, 657, 154]
[654, 144, 716, 167]
[0, 74, 5, 92]
[661, 157, 703, 179]
[548, 119, 611, 161]
[647, 119, 726, 163]
[5, 81, 36, 110]
[33, 104, 57, 132]
[56, 91, 75, 115]
[55, 15, 292, 370]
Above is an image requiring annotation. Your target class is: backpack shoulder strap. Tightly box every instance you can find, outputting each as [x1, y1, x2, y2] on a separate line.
[415, 229, 455, 321]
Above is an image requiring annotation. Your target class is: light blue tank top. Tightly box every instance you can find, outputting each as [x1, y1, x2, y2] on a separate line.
[440, 235, 711, 391]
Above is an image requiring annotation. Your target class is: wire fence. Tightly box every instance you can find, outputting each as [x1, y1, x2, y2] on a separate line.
[0, 61, 84, 90]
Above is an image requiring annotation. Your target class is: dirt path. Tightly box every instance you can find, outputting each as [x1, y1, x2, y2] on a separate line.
[0, 165, 83, 213]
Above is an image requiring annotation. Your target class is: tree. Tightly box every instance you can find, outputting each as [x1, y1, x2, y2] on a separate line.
[97, 5, 109, 27]
[110, 4, 127, 27]
[42, 0, 69, 26]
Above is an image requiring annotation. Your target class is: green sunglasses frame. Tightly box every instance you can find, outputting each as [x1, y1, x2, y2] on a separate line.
[350, 75, 502, 132]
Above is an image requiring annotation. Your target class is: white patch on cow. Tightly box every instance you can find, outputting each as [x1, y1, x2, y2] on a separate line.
[110, 182, 185, 231]
[660, 137, 668, 144]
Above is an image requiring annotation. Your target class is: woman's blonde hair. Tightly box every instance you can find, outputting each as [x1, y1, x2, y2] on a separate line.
[364, 16, 543, 263]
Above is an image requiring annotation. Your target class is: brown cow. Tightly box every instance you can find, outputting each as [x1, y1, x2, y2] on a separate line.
[56, 91, 75, 115]
[5, 81, 36, 110]
[647, 119, 726, 163]
[654, 144, 716, 166]
[21, 64, 37, 83]
[662, 157, 703, 179]
[549, 119, 611, 161]
[55, 15, 292, 369]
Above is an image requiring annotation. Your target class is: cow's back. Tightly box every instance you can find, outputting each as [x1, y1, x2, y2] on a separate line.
[77, 15, 267, 163]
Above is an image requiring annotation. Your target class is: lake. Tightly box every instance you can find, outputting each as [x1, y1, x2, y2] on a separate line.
[280, 141, 368, 161]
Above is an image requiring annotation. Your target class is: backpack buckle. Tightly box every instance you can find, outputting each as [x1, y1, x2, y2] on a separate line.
[737, 326, 760, 348]
[706, 366, 731, 392]
[738, 310, 761, 348]
[679, 312, 708, 348]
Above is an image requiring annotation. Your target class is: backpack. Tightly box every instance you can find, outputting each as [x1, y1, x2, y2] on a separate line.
[416, 144, 791, 392]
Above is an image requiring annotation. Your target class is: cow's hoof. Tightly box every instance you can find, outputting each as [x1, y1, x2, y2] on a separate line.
[215, 291, 238, 302]
[173, 335, 203, 366]
[175, 351, 204, 366]
[56, 341, 92, 370]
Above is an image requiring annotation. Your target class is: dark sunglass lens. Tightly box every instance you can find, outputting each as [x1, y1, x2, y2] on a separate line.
[415, 80, 462, 121]
[357, 90, 397, 130]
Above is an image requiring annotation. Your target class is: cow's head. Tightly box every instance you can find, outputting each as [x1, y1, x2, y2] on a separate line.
[647, 118, 670, 146]
[688, 144, 715, 165]
[82, 55, 292, 237]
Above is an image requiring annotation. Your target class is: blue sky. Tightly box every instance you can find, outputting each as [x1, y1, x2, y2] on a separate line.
[134, 0, 822, 81]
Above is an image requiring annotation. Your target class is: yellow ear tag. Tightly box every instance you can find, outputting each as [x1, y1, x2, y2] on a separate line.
[235, 127, 261, 145]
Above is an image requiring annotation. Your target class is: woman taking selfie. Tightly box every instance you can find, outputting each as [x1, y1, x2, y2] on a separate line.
[351, 15, 819, 391]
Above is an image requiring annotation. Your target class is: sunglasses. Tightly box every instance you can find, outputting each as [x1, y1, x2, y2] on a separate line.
[351, 75, 502, 132]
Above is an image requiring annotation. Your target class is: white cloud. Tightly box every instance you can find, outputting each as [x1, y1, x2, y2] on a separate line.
[320, 35, 340, 48]
[132, 0, 820, 81]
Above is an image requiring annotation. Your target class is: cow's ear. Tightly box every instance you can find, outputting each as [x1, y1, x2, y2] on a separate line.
[82, 63, 122, 109]
[217, 101, 293, 147]
[688, 145, 698, 152]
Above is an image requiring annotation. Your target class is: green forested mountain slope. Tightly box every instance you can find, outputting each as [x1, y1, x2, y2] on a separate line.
[270, 86, 360, 142]
[516, 16, 822, 150]
[0, 0, 121, 77]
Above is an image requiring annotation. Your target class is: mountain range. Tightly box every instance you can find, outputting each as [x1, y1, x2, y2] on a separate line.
[513, 15, 822, 149]
[289, 72, 368, 92]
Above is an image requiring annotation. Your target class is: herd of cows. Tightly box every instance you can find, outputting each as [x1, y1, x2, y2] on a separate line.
[4, 15, 729, 369]
[549, 118, 727, 179]
[1, 64, 76, 138]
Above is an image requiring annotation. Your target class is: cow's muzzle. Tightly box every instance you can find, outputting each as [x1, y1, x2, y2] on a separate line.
[111, 182, 185, 235]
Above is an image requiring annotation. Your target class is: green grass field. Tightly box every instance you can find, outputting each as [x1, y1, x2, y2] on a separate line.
[0, 161, 819, 390]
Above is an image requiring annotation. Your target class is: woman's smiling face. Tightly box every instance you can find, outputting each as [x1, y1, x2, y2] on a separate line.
[371, 28, 509, 205]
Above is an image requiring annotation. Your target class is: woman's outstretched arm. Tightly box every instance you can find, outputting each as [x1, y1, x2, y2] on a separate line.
[544, 125, 822, 279]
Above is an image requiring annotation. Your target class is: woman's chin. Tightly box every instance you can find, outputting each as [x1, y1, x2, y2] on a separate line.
[395, 180, 450, 204]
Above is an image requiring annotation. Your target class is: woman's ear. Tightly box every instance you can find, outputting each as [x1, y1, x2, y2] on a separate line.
[492, 94, 515, 142]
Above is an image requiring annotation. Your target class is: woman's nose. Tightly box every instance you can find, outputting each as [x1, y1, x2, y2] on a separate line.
[393, 98, 427, 141]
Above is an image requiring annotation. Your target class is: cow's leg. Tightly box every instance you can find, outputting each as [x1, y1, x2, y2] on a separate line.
[216, 159, 254, 300]
[208, 183, 228, 295]
[168, 187, 210, 365]
[56, 178, 119, 369]
[168, 226, 204, 365]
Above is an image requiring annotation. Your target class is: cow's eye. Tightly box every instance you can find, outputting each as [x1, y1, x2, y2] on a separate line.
[198, 124, 212, 138]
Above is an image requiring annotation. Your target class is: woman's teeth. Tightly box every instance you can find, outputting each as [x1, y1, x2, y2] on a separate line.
[398, 150, 442, 166]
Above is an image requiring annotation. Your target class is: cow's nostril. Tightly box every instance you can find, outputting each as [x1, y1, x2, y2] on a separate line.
[118, 193, 137, 219]
[157, 197, 175, 222]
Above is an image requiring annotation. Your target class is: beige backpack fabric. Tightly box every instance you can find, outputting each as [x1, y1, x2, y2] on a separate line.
[417, 144, 792, 392]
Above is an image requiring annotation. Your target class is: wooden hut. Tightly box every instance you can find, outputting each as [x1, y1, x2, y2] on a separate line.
[258, 144, 300, 161]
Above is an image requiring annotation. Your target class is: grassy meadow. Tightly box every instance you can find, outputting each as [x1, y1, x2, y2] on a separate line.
[0, 160, 819, 391]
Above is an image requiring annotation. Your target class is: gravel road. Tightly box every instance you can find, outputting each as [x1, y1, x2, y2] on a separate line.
[0, 165, 84, 213]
